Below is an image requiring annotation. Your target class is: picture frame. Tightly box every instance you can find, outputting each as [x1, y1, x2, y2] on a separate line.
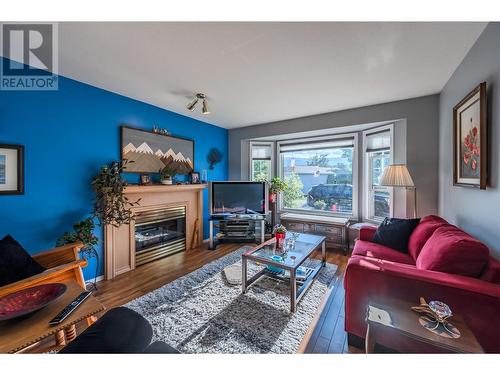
[190, 171, 201, 184]
[0, 144, 24, 195]
[139, 174, 152, 185]
[453, 82, 487, 189]
[120, 125, 194, 174]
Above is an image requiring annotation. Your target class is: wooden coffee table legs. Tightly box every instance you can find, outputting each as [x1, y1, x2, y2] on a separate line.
[55, 330, 66, 347]
[64, 325, 77, 342]
[53, 315, 97, 348]
[290, 269, 297, 313]
[54, 325, 76, 346]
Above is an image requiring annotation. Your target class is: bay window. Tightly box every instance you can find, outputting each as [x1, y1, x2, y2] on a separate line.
[278, 135, 357, 216]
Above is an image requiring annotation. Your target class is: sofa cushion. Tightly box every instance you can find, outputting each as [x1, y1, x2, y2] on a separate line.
[352, 240, 415, 265]
[0, 235, 46, 287]
[480, 258, 500, 284]
[416, 225, 489, 278]
[372, 217, 421, 253]
[408, 215, 448, 261]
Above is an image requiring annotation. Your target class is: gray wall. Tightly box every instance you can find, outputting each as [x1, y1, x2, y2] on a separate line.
[439, 22, 500, 257]
[228, 95, 440, 217]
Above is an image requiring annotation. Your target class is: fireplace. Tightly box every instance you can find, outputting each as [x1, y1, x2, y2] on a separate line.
[104, 184, 206, 280]
[134, 206, 186, 266]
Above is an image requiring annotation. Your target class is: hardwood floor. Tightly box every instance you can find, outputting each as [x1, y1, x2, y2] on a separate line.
[91, 241, 359, 353]
[28, 241, 356, 353]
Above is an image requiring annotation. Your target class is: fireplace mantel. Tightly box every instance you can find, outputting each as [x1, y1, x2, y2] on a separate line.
[104, 183, 207, 280]
[124, 184, 208, 194]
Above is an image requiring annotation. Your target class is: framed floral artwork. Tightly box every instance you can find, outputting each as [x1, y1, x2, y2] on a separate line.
[453, 82, 487, 189]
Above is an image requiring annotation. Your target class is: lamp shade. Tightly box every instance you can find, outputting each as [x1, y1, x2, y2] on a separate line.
[380, 164, 415, 187]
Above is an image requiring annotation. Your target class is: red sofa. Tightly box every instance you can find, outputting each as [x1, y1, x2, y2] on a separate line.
[345, 215, 500, 353]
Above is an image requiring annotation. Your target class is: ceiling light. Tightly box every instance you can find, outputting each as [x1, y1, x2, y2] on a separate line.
[187, 93, 210, 115]
[202, 99, 210, 115]
[187, 98, 198, 111]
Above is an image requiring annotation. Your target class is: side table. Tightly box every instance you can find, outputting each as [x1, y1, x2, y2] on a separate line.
[0, 280, 105, 353]
[347, 221, 374, 251]
[365, 299, 483, 353]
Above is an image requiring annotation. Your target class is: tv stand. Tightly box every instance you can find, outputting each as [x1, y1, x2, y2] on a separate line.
[208, 215, 266, 250]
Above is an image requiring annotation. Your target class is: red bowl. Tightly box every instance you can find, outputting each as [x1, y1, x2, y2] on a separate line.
[0, 283, 67, 321]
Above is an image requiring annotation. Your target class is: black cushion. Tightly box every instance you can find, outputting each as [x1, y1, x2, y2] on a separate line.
[143, 341, 180, 354]
[59, 307, 155, 353]
[0, 235, 46, 287]
[372, 217, 420, 253]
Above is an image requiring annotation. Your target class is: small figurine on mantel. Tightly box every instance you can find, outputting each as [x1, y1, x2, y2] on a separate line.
[152, 125, 170, 136]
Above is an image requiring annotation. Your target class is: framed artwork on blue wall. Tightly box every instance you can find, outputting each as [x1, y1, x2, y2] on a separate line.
[120, 125, 195, 174]
[0, 144, 24, 195]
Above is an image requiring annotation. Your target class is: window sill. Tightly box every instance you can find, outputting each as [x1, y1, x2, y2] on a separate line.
[280, 212, 350, 225]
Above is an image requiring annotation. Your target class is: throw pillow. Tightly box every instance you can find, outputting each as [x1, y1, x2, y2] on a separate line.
[0, 235, 46, 287]
[407, 215, 448, 261]
[416, 225, 489, 278]
[372, 217, 421, 253]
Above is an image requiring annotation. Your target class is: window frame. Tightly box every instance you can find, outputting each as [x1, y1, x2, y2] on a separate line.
[249, 141, 275, 182]
[276, 132, 359, 219]
[362, 124, 394, 223]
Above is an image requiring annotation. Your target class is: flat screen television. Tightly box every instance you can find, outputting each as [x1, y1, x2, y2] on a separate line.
[210, 181, 268, 216]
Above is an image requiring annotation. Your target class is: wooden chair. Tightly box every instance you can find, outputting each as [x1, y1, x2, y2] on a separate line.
[0, 242, 87, 298]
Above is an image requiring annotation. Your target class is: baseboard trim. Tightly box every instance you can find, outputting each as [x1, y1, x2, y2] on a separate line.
[86, 275, 104, 283]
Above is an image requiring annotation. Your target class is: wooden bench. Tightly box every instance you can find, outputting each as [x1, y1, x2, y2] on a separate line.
[280, 213, 349, 254]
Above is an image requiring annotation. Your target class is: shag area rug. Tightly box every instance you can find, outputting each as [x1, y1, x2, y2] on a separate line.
[125, 247, 338, 353]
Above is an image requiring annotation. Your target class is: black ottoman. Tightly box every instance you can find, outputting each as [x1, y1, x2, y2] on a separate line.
[59, 307, 179, 354]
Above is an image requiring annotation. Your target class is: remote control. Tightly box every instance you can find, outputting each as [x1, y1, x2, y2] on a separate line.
[49, 291, 92, 325]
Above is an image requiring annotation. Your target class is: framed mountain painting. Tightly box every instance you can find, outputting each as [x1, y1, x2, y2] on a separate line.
[121, 126, 194, 174]
[453, 82, 487, 189]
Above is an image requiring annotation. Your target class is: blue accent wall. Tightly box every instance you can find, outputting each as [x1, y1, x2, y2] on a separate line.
[0, 58, 228, 280]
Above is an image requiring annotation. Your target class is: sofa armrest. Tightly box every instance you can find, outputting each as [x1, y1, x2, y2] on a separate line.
[0, 259, 88, 297]
[32, 242, 84, 269]
[344, 256, 500, 352]
[347, 256, 500, 298]
[359, 225, 377, 241]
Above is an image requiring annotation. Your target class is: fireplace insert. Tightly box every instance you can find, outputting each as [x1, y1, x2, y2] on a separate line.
[134, 206, 186, 266]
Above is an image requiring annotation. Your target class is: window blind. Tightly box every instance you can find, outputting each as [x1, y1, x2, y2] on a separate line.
[365, 130, 390, 152]
[279, 137, 354, 153]
[251, 144, 272, 159]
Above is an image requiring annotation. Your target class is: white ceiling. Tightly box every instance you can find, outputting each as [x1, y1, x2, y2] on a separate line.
[56, 22, 486, 129]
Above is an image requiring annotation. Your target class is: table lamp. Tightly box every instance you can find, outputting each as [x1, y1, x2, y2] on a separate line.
[380, 164, 417, 218]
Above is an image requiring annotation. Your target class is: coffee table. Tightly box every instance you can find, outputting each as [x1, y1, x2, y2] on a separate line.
[0, 280, 105, 353]
[242, 232, 326, 313]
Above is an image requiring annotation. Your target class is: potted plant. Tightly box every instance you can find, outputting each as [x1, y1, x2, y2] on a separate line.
[269, 177, 287, 203]
[273, 224, 287, 249]
[159, 165, 178, 185]
[91, 160, 140, 227]
[57, 217, 100, 289]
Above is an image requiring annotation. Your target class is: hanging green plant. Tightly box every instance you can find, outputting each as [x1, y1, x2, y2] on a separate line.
[91, 160, 140, 227]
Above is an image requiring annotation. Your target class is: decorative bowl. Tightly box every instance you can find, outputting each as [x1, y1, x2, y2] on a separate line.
[0, 283, 67, 321]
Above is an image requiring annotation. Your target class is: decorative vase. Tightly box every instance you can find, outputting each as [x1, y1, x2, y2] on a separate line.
[275, 232, 286, 249]
[160, 178, 172, 185]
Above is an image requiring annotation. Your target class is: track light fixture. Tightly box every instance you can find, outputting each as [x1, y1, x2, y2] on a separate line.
[187, 93, 210, 115]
